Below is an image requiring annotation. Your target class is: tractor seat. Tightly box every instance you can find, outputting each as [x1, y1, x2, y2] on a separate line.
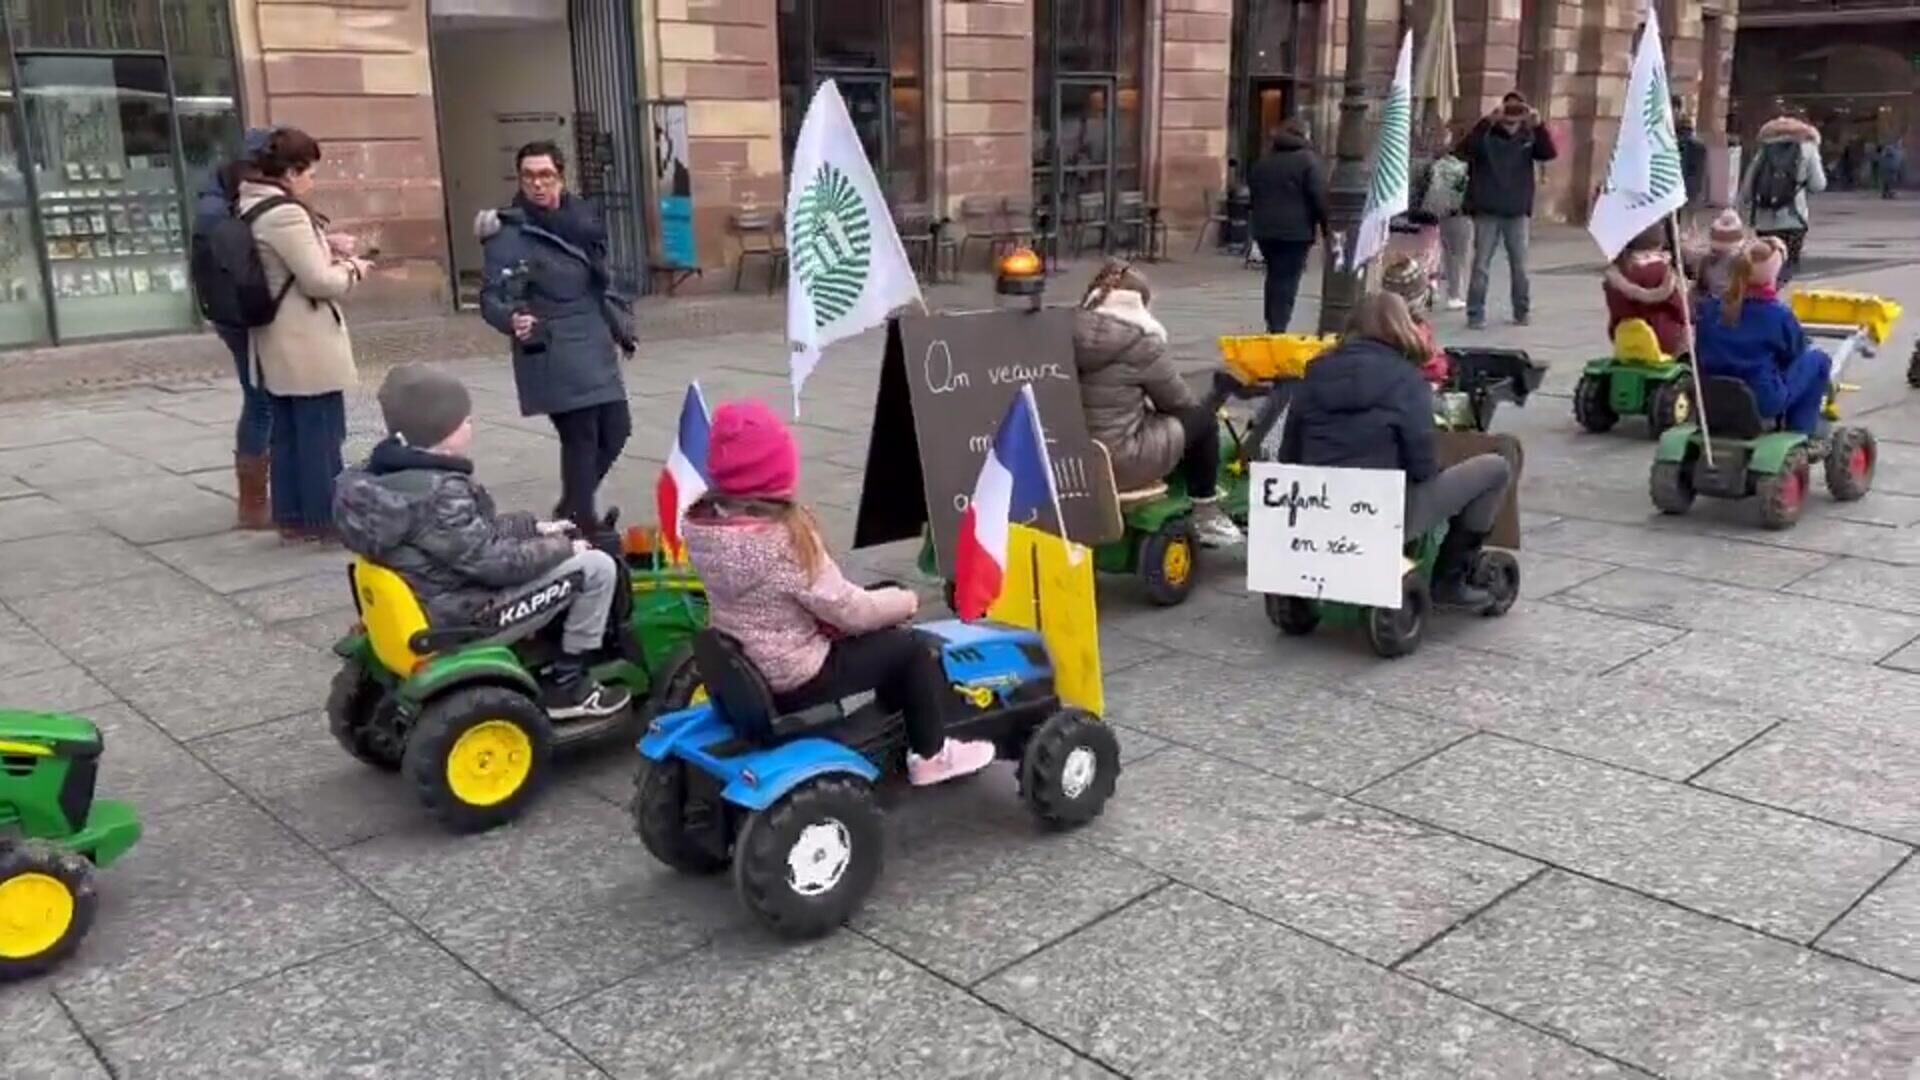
[1612, 319, 1671, 367]
[1698, 376, 1770, 440]
[351, 558, 577, 672]
[690, 629, 848, 746]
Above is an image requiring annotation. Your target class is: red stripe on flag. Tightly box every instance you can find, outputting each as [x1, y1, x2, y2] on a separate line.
[951, 505, 1005, 622]
[656, 471, 681, 552]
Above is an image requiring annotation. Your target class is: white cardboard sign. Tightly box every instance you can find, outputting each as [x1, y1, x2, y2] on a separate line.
[1246, 463, 1407, 608]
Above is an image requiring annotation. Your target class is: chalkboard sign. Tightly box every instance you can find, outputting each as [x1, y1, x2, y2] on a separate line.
[853, 309, 1120, 572]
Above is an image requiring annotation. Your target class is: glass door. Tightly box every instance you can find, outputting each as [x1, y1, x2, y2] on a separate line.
[1243, 77, 1291, 168]
[826, 70, 892, 192]
[18, 52, 194, 340]
[1055, 75, 1115, 243]
[0, 29, 52, 346]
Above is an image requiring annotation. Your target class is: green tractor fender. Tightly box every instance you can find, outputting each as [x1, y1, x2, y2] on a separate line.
[1122, 491, 1196, 534]
[1654, 424, 1701, 464]
[1744, 431, 1810, 475]
[397, 645, 541, 708]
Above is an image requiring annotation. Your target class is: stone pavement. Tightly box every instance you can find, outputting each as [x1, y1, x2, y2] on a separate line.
[3, 193, 1920, 1077]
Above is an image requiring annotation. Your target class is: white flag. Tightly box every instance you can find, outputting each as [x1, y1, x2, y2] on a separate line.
[1588, 8, 1686, 261]
[1350, 32, 1414, 272]
[785, 80, 922, 415]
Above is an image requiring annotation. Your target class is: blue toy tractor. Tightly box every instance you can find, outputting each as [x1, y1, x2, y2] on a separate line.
[632, 619, 1120, 938]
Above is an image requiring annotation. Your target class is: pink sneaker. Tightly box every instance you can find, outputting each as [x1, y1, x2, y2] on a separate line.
[907, 738, 997, 787]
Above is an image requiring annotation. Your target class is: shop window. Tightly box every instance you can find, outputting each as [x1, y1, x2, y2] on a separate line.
[777, 0, 926, 202]
[0, 17, 50, 346]
[1034, 0, 1148, 221]
[164, 0, 242, 203]
[7, 0, 164, 51]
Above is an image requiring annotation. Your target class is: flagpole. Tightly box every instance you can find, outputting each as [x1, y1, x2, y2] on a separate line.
[1666, 211, 1715, 467]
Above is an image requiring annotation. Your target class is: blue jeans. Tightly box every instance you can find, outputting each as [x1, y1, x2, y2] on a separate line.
[220, 326, 273, 458]
[1772, 350, 1833, 436]
[267, 392, 346, 529]
[1467, 214, 1531, 323]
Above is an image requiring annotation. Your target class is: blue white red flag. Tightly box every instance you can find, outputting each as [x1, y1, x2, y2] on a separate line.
[951, 385, 1064, 621]
[655, 383, 711, 556]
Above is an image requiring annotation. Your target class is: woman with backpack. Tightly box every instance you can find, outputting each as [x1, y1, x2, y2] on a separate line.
[1739, 116, 1826, 285]
[1418, 125, 1472, 311]
[191, 128, 274, 530]
[234, 127, 372, 542]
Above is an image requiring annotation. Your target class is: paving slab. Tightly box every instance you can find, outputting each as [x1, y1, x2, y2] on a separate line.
[98, 930, 600, 1079]
[1882, 637, 1920, 672]
[1403, 871, 1920, 1080]
[1519, 550, 1619, 599]
[89, 629, 335, 741]
[1714, 516, 1920, 566]
[1432, 599, 1682, 673]
[978, 885, 1637, 1079]
[1343, 642, 1780, 780]
[337, 790, 741, 1013]
[47, 796, 403, 1032]
[86, 702, 233, 817]
[0, 474, 28, 498]
[548, 929, 1115, 1079]
[0, 605, 63, 677]
[1696, 712, 1920, 843]
[226, 569, 356, 624]
[1101, 585, 1385, 674]
[1788, 555, 1920, 616]
[190, 711, 420, 850]
[11, 568, 255, 664]
[1103, 653, 1470, 793]
[1554, 567, 1920, 663]
[0, 987, 109, 1079]
[1363, 736, 1910, 941]
[1082, 748, 1538, 964]
[0, 493, 87, 542]
[0, 530, 158, 601]
[52, 475, 238, 544]
[1525, 518, 1834, 589]
[0, 663, 119, 713]
[147, 529, 350, 595]
[1818, 856, 1920, 980]
[1616, 630, 1920, 725]
[0, 437, 168, 492]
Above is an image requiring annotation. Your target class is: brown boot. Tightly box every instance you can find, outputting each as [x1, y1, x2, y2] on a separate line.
[235, 453, 272, 531]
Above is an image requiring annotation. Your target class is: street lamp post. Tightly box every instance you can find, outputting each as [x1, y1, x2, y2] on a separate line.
[1316, 0, 1375, 335]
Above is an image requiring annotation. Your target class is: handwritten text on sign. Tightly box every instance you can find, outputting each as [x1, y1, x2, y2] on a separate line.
[1246, 463, 1407, 609]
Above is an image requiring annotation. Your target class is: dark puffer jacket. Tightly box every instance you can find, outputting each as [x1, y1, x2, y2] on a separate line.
[1278, 337, 1438, 482]
[1247, 130, 1330, 244]
[1073, 292, 1196, 492]
[333, 438, 572, 624]
[477, 202, 632, 418]
[1456, 118, 1558, 218]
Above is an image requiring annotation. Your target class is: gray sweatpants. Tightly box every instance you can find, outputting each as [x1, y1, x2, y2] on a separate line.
[487, 549, 619, 655]
[1406, 454, 1512, 538]
[1438, 215, 1473, 303]
[1467, 214, 1531, 322]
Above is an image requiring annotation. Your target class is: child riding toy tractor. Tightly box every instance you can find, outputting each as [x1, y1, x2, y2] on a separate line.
[0, 710, 142, 978]
[327, 514, 708, 833]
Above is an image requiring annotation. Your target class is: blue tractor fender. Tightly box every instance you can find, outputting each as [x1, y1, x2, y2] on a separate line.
[720, 739, 879, 812]
[638, 702, 727, 762]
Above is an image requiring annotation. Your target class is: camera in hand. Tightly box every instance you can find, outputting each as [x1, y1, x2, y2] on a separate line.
[499, 259, 550, 354]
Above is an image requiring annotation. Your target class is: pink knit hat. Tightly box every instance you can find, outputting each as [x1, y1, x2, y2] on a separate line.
[707, 399, 799, 500]
[1708, 209, 1745, 254]
[1744, 238, 1785, 291]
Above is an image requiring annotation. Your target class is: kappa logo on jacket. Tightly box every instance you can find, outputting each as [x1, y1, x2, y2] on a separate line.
[494, 575, 578, 628]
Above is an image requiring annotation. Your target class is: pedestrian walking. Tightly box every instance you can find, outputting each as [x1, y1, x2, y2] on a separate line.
[1880, 142, 1905, 199]
[1674, 102, 1709, 230]
[1418, 125, 1472, 310]
[191, 127, 274, 530]
[478, 140, 638, 531]
[1739, 115, 1826, 285]
[234, 127, 370, 543]
[1246, 117, 1330, 333]
[1456, 94, 1558, 329]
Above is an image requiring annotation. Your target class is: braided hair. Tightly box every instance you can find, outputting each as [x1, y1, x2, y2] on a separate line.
[1080, 259, 1152, 310]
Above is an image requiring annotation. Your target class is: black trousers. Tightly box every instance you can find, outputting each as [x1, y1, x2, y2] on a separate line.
[1757, 228, 1806, 286]
[1257, 238, 1313, 333]
[1173, 405, 1221, 500]
[775, 628, 948, 759]
[550, 400, 632, 529]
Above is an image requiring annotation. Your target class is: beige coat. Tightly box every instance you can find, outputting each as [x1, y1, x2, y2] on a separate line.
[237, 180, 358, 397]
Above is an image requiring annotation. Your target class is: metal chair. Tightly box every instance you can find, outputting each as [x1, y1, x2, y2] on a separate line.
[1112, 191, 1150, 259]
[992, 195, 1037, 261]
[730, 209, 786, 294]
[956, 195, 1003, 272]
[1192, 188, 1232, 253]
[1071, 192, 1110, 256]
[892, 202, 937, 281]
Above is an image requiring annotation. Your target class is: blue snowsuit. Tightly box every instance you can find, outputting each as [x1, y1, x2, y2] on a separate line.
[1694, 294, 1832, 436]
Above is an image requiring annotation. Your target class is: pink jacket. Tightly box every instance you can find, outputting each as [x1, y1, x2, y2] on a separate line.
[682, 512, 916, 692]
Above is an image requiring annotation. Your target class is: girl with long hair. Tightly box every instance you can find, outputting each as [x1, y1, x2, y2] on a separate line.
[1693, 237, 1832, 436]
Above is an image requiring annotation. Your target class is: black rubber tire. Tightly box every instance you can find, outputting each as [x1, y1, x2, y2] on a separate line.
[1648, 379, 1692, 438]
[403, 685, 554, 834]
[732, 775, 883, 939]
[0, 840, 98, 980]
[1824, 426, 1876, 502]
[1264, 594, 1320, 636]
[632, 757, 731, 875]
[1366, 572, 1430, 659]
[1756, 447, 1812, 531]
[645, 649, 706, 722]
[1573, 374, 1618, 434]
[1649, 460, 1696, 515]
[1019, 709, 1122, 828]
[326, 659, 403, 772]
[1472, 549, 1521, 617]
[1907, 342, 1920, 389]
[1139, 519, 1197, 607]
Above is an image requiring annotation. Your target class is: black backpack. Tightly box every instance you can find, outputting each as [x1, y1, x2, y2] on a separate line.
[191, 196, 295, 329]
[1749, 142, 1803, 212]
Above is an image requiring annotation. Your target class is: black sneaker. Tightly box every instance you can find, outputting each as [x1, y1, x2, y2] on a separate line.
[545, 678, 632, 720]
[1432, 572, 1494, 610]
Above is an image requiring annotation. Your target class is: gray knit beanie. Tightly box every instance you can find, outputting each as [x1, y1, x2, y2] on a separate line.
[377, 364, 472, 449]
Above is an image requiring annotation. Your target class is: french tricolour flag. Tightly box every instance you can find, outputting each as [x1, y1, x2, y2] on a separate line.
[655, 383, 711, 557]
[952, 385, 1065, 621]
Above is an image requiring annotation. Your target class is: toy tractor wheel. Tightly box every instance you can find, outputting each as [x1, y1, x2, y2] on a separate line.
[1649, 460, 1696, 515]
[732, 775, 883, 939]
[632, 758, 731, 875]
[326, 659, 403, 772]
[1825, 426, 1876, 502]
[1139, 519, 1197, 607]
[1019, 709, 1122, 829]
[1471, 550, 1521, 617]
[1366, 571, 1431, 659]
[1264, 594, 1320, 636]
[648, 650, 708, 718]
[1573, 374, 1618, 434]
[1648, 380, 1692, 438]
[0, 841, 97, 979]
[403, 685, 554, 834]
[1757, 447, 1813, 531]
[1907, 341, 1920, 389]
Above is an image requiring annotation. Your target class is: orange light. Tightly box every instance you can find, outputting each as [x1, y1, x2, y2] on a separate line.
[998, 248, 1043, 279]
[624, 526, 656, 556]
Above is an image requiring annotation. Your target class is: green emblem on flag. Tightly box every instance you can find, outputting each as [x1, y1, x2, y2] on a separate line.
[1640, 77, 1683, 206]
[1367, 83, 1412, 208]
[790, 162, 873, 329]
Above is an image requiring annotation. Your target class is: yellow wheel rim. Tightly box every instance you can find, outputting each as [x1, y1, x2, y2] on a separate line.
[445, 720, 535, 808]
[1671, 391, 1691, 425]
[689, 684, 709, 706]
[1162, 540, 1193, 587]
[0, 872, 75, 960]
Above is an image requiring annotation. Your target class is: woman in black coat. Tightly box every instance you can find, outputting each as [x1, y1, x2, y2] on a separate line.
[1246, 118, 1331, 333]
[479, 140, 637, 530]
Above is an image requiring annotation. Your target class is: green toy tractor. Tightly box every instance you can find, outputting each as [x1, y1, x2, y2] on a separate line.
[0, 711, 142, 979]
[327, 514, 709, 834]
[1572, 319, 1695, 438]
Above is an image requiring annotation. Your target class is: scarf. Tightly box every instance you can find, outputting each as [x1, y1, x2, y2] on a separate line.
[1091, 289, 1168, 344]
[513, 192, 608, 273]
